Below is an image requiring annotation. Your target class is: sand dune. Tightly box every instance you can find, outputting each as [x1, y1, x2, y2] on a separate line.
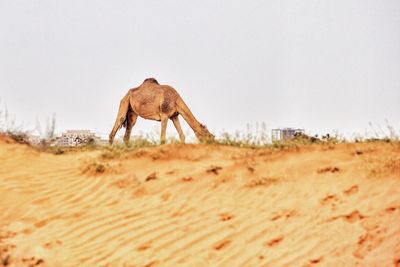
[1, 137, 399, 267]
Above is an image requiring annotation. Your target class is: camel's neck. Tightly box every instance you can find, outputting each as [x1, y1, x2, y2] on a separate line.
[176, 97, 203, 134]
[185, 115, 204, 134]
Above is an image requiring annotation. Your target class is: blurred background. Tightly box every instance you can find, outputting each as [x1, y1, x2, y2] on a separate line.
[1, 0, 399, 140]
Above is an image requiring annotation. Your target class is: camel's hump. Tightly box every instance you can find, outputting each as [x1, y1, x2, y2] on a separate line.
[143, 78, 159, 84]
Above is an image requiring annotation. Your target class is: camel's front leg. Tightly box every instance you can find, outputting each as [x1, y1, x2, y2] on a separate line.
[124, 111, 138, 145]
[160, 116, 168, 145]
[171, 116, 185, 143]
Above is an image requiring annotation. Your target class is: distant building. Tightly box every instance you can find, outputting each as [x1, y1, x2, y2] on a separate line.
[55, 130, 100, 147]
[271, 128, 305, 142]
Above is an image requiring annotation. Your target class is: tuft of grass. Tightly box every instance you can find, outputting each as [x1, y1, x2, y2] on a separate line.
[0, 100, 32, 145]
[82, 161, 108, 175]
[4, 132, 31, 145]
[366, 152, 400, 177]
[214, 123, 270, 148]
[101, 136, 157, 159]
[211, 130, 342, 150]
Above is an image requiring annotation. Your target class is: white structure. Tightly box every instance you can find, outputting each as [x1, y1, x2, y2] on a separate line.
[271, 128, 305, 142]
[56, 130, 99, 147]
[27, 134, 42, 145]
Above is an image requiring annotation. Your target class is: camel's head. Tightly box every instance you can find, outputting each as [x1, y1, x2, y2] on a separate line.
[196, 124, 215, 143]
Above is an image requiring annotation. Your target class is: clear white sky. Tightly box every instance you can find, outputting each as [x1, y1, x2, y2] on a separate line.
[1, 0, 399, 140]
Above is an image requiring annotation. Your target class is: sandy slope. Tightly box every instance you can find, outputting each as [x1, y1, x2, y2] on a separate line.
[0, 137, 399, 267]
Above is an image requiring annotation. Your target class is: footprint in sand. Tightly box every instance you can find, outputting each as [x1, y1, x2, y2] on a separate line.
[394, 257, 400, 267]
[34, 215, 63, 228]
[270, 210, 297, 221]
[42, 240, 62, 249]
[385, 206, 400, 213]
[343, 185, 359, 196]
[265, 236, 284, 247]
[143, 260, 159, 267]
[308, 256, 323, 264]
[34, 219, 50, 228]
[181, 176, 193, 182]
[137, 243, 151, 252]
[320, 194, 342, 210]
[145, 172, 158, 182]
[21, 257, 45, 266]
[317, 166, 340, 174]
[206, 166, 222, 175]
[0, 244, 15, 266]
[214, 239, 231, 250]
[320, 194, 339, 205]
[165, 169, 176, 175]
[343, 210, 365, 223]
[219, 213, 234, 221]
[247, 166, 255, 173]
[328, 210, 366, 223]
[321, 186, 359, 210]
[353, 224, 387, 259]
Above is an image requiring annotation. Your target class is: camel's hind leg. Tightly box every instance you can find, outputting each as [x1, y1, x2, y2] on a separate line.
[171, 116, 185, 143]
[109, 95, 130, 144]
[123, 111, 138, 145]
[160, 116, 168, 145]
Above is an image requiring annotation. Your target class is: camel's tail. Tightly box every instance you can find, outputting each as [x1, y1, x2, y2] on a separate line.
[176, 96, 214, 142]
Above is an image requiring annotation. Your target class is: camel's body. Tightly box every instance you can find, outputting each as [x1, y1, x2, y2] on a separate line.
[109, 78, 214, 145]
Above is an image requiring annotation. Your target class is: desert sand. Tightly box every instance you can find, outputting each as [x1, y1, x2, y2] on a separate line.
[0, 136, 399, 267]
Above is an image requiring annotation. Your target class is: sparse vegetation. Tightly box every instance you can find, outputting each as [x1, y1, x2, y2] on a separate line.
[1, 101, 399, 159]
[365, 146, 400, 177]
[213, 127, 343, 150]
[82, 161, 108, 175]
[0, 100, 30, 144]
[100, 136, 157, 159]
[0, 101, 60, 148]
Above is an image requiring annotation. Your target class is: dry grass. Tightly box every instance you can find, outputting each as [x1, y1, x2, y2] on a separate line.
[93, 131, 400, 162]
[100, 137, 157, 159]
[2, 102, 399, 157]
[365, 144, 400, 177]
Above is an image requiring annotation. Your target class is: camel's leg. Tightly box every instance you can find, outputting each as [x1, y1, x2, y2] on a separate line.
[123, 111, 138, 145]
[160, 116, 168, 145]
[171, 116, 185, 143]
[109, 95, 130, 144]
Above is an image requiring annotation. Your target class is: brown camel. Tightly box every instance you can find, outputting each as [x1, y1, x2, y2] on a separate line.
[109, 78, 214, 145]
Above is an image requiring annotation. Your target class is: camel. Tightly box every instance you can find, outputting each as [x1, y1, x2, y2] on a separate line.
[109, 78, 214, 145]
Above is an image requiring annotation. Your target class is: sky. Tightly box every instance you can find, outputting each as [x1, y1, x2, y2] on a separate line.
[1, 0, 399, 140]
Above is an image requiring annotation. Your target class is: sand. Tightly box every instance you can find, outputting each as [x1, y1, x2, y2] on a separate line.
[1, 137, 399, 267]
